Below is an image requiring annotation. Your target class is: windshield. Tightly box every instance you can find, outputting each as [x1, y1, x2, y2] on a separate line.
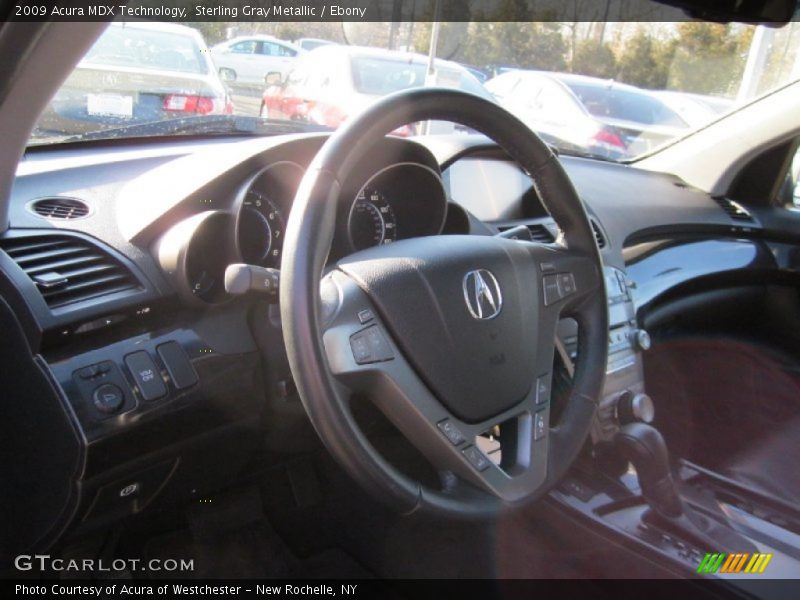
[29, 20, 800, 161]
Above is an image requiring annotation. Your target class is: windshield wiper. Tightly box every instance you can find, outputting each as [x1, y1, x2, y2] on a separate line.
[54, 115, 331, 144]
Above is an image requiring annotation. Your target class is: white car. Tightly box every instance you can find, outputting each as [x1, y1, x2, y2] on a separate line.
[651, 90, 734, 128]
[210, 35, 299, 86]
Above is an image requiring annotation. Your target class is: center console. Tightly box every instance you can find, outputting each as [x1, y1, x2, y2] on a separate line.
[552, 264, 800, 583]
[561, 266, 653, 442]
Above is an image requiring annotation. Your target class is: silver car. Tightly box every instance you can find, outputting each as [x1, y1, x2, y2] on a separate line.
[487, 71, 690, 159]
[35, 22, 232, 138]
[211, 35, 300, 86]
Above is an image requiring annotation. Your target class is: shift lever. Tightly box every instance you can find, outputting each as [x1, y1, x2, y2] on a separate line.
[614, 423, 683, 518]
[614, 423, 755, 553]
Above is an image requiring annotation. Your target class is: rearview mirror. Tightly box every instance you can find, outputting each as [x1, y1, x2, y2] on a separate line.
[654, 0, 796, 24]
[265, 72, 283, 87]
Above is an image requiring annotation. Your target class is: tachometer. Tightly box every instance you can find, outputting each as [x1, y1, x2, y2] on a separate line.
[348, 187, 397, 251]
[237, 190, 284, 267]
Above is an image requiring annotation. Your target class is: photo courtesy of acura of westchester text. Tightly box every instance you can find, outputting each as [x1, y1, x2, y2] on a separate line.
[2, 0, 800, 594]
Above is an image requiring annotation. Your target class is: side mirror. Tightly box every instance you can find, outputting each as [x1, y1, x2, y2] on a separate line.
[219, 68, 236, 83]
[265, 72, 283, 87]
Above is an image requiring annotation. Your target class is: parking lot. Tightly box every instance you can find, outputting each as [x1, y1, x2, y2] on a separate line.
[228, 84, 263, 117]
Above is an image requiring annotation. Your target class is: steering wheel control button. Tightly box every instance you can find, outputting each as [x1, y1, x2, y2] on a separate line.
[437, 419, 466, 446]
[350, 325, 394, 365]
[92, 383, 124, 414]
[124, 351, 166, 401]
[357, 309, 374, 324]
[156, 341, 198, 390]
[542, 274, 560, 306]
[535, 374, 551, 405]
[534, 411, 547, 441]
[462, 445, 491, 472]
[540, 261, 556, 273]
[557, 273, 577, 296]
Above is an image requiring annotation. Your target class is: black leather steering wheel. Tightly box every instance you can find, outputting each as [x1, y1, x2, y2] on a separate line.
[281, 88, 607, 518]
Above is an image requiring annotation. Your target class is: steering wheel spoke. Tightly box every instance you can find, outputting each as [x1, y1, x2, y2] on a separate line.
[526, 243, 604, 319]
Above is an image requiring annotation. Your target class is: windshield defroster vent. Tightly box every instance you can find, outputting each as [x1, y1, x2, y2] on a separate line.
[713, 197, 755, 223]
[0, 234, 141, 310]
[29, 197, 90, 220]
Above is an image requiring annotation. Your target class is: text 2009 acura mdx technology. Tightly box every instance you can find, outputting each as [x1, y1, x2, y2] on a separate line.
[2, 0, 800, 591]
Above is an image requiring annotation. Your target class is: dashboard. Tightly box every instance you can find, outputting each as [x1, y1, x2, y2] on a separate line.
[3, 131, 800, 556]
[104, 136, 452, 308]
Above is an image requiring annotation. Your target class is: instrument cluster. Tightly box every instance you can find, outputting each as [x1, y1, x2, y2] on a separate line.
[160, 159, 449, 306]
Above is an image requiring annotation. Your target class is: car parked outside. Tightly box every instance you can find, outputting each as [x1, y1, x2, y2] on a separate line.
[34, 22, 232, 139]
[486, 70, 690, 158]
[294, 38, 336, 52]
[260, 45, 493, 134]
[652, 90, 734, 127]
[211, 35, 300, 86]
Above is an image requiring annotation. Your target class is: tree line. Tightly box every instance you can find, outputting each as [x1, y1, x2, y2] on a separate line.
[193, 18, 799, 98]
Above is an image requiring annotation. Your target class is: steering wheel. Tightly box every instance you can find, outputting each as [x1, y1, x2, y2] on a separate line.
[281, 88, 607, 518]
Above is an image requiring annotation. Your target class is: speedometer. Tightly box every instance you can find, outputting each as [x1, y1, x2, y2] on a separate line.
[348, 187, 397, 251]
[237, 190, 284, 267]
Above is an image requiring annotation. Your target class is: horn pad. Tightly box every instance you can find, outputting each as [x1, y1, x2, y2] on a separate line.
[338, 235, 540, 423]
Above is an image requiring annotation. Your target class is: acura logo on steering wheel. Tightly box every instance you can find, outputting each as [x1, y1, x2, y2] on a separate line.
[463, 269, 503, 320]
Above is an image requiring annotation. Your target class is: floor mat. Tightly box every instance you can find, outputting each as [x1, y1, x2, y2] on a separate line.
[139, 486, 371, 579]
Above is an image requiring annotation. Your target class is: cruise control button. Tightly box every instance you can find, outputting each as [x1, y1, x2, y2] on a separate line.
[534, 411, 547, 441]
[350, 325, 394, 364]
[543, 274, 560, 306]
[462, 445, 491, 472]
[535, 374, 551, 405]
[93, 383, 124, 414]
[437, 419, 466, 446]
[124, 351, 166, 401]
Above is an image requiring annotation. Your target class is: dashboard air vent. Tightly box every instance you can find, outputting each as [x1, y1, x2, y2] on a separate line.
[0, 234, 140, 309]
[29, 197, 90, 220]
[591, 220, 606, 248]
[713, 197, 754, 223]
[497, 223, 555, 243]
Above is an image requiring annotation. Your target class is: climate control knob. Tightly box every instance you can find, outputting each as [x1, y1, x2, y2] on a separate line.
[616, 391, 655, 424]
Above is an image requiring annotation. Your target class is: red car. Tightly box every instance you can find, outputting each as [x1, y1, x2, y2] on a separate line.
[260, 45, 493, 134]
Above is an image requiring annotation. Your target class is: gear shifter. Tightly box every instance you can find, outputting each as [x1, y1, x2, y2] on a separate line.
[614, 423, 755, 553]
[614, 423, 683, 518]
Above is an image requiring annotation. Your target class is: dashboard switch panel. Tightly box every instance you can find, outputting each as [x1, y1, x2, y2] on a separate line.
[71, 360, 135, 420]
[156, 341, 198, 390]
[124, 351, 166, 401]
